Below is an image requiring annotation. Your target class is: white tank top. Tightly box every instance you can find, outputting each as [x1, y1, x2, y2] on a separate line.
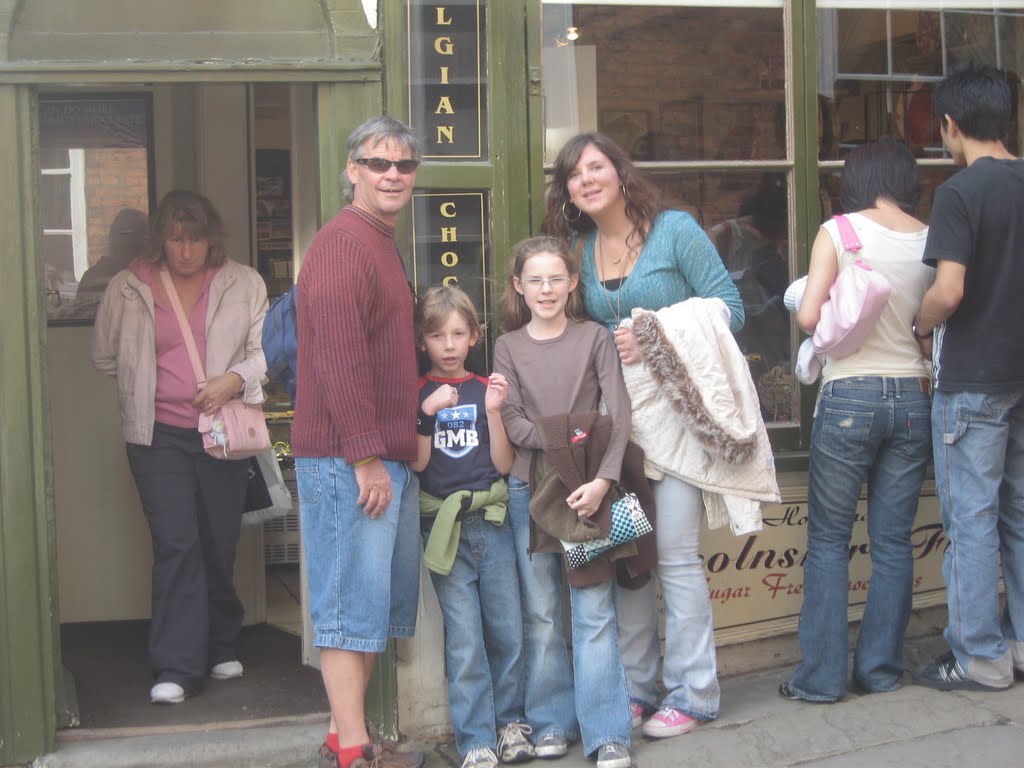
[820, 212, 933, 384]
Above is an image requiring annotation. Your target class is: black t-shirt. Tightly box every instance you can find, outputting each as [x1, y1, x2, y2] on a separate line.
[417, 374, 501, 498]
[923, 157, 1024, 392]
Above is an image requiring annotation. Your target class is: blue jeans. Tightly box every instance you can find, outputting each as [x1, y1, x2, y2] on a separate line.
[933, 387, 1024, 687]
[615, 475, 719, 720]
[507, 476, 578, 743]
[296, 457, 420, 651]
[424, 513, 526, 756]
[791, 376, 931, 700]
[568, 581, 632, 755]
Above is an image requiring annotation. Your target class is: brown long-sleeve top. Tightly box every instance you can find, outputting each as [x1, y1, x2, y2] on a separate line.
[291, 206, 417, 463]
[492, 319, 631, 484]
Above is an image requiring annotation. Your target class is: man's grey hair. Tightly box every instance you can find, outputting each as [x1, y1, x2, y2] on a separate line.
[342, 116, 421, 203]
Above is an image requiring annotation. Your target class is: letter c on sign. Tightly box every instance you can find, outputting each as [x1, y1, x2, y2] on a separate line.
[440, 202, 457, 218]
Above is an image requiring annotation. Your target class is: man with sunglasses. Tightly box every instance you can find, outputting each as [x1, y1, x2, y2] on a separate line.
[292, 116, 424, 768]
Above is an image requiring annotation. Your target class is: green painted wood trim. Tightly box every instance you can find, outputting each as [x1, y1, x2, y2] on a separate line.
[381, 1, 532, 348]
[0, 84, 59, 766]
[313, 79, 406, 741]
[794, 0, 819, 455]
[0, 0, 22, 61]
[316, 81, 384, 221]
[525, 0, 545, 234]
[0, 63, 382, 84]
[323, 0, 381, 62]
[487, 0, 532, 323]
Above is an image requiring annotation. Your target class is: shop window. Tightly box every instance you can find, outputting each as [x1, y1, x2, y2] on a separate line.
[541, 1, 795, 426]
[542, 2, 786, 163]
[817, 3, 1024, 162]
[39, 94, 154, 324]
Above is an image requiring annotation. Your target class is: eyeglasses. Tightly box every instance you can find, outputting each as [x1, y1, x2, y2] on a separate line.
[355, 157, 420, 174]
[521, 277, 572, 289]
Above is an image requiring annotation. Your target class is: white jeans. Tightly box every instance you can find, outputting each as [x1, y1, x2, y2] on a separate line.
[614, 475, 720, 720]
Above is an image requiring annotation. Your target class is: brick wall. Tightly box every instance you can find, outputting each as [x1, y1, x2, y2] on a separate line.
[84, 147, 149, 267]
[577, 6, 785, 226]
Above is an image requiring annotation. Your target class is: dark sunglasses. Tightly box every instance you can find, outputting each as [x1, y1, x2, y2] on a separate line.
[355, 157, 420, 174]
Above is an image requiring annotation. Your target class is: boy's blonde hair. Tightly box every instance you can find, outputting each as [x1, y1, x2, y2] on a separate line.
[415, 284, 484, 347]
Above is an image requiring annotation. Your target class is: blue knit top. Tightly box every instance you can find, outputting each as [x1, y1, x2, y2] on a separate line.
[576, 210, 745, 334]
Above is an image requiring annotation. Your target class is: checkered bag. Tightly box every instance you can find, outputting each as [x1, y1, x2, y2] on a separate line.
[562, 488, 652, 569]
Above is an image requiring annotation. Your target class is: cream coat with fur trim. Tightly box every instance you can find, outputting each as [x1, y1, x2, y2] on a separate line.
[620, 297, 780, 535]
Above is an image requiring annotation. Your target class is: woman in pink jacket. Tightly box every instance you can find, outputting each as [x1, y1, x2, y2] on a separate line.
[92, 190, 268, 705]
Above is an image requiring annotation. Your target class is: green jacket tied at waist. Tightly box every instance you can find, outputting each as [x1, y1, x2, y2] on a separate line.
[419, 477, 509, 575]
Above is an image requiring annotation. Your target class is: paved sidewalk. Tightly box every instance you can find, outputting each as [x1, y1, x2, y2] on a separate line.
[34, 621, 1024, 768]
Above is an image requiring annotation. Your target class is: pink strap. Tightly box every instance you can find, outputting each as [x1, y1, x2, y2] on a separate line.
[833, 214, 862, 252]
[158, 269, 207, 388]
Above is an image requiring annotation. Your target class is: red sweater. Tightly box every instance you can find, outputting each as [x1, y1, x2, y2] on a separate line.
[292, 206, 418, 462]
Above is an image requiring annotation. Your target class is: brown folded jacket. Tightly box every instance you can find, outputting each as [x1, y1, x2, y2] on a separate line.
[528, 411, 656, 588]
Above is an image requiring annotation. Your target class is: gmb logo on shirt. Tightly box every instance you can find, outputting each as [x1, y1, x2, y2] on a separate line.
[433, 403, 480, 458]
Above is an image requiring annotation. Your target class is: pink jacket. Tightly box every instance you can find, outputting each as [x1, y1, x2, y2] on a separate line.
[92, 260, 268, 445]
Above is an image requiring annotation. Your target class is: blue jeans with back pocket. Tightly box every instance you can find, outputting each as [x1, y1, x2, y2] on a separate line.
[932, 387, 1024, 687]
[790, 376, 931, 700]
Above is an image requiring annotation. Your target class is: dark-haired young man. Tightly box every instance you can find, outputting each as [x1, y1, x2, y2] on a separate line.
[912, 65, 1024, 692]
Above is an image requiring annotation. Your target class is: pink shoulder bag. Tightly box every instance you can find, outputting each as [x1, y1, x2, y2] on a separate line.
[159, 269, 271, 460]
[812, 214, 893, 359]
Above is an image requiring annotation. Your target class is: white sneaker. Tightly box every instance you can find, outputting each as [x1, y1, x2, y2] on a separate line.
[462, 746, 500, 768]
[534, 734, 568, 759]
[595, 743, 631, 768]
[210, 660, 244, 679]
[498, 722, 535, 763]
[150, 681, 186, 704]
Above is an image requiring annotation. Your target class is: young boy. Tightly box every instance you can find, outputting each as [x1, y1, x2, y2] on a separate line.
[413, 286, 534, 768]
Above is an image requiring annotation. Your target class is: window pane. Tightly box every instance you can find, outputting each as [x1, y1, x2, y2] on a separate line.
[819, 6, 1024, 159]
[946, 11, 997, 69]
[819, 165, 957, 225]
[892, 11, 942, 75]
[40, 146, 70, 168]
[41, 173, 72, 230]
[542, 3, 786, 162]
[835, 9, 887, 74]
[648, 168, 795, 424]
[39, 95, 152, 323]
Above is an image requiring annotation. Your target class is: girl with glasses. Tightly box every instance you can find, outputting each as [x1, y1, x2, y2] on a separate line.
[493, 236, 644, 768]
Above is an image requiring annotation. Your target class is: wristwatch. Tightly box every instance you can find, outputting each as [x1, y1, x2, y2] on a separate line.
[912, 323, 933, 339]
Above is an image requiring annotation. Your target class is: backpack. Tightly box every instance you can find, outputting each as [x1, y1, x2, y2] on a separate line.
[262, 284, 298, 401]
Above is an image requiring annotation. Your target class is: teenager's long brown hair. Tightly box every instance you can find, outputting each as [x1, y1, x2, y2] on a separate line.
[500, 236, 588, 333]
[542, 132, 662, 252]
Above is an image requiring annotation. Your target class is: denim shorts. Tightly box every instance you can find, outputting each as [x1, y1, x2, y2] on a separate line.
[296, 456, 420, 651]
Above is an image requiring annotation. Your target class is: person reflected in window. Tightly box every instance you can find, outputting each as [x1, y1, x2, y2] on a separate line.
[92, 190, 268, 705]
[65, 207, 149, 319]
[710, 173, 790, 373]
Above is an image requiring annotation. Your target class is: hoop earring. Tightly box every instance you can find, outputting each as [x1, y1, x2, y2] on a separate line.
[620, 183, 630, 202]
[562, 200, 582, 223]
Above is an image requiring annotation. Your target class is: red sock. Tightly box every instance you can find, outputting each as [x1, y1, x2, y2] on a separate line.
[337, 744, 365, 768]
[326, 732, 341, 754]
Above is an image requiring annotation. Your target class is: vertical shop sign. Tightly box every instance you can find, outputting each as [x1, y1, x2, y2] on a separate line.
[407, 0, 487, 158]
[411, 192, 490, 362]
